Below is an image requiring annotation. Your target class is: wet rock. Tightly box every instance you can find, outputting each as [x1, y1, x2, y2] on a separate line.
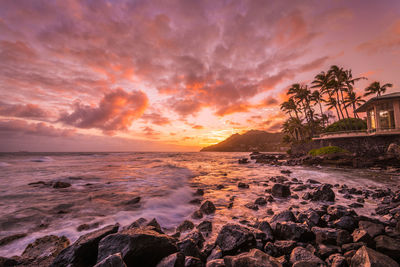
[127, 217, 147, 229]
[274, 222, 315, 242]
[317, 243, 340, 259]
[270, 210, 296, 224]
[293, 185, 308, 192]
[21, 235, 70, 266]
[290, 247, 324, 266]
[77, 222, 100, 232]
[341, 242, 366, 252]
[147, 218, 163, 233]
[238, 158, 249, 164]
[374, 235, 400, 261]
[238, 182, 249, 189]
[224, 248, 282, 267]
[327, 205, 356, 220]
[330, 255, 347, 267]
[358, 221, 384, 238]
[123, 196, 141, 205]
[177, 220, 195, 233]
[297, 210, 321, 228]
[256, 220, 274, 241]
[207, 246, 222, 261]
[271, 184, 291, 198]
[200, 201, 216, 215]
[245, 203, 259, 211]
[349, 203, 363, 208]
[254, 197, 267, 206]
[195, 189, 205, 196]
[352, 229, 372, 244]
[333, 216, 357, 232]
[185, 231, 205, 248]
[0, 257, 18, 267]
[350, 246, 399, 267]
[215, 224, 256, 255]
[216, 185, 225, 190]
[53, 181, 71, 188]
[281, 169, 292, 174]
[156, 252, 185, 267]
[190, 199, 202, 205]
[178, 238, 202, 258]
[0, 233, 27, 247]
[307, 179, 321, 184]
[310, 184, 335, 202]
[51, 224, 119, 267]
[312, 227, 350, 246]
[192, 210, 204, 219]
[264, 240, 297, 257]
[94, 253, 127, 267]
[97, 228, 177, 267]
[206, 259, 225, 267]
[197, 221, 212, 233]
[185, 256, 203, 267]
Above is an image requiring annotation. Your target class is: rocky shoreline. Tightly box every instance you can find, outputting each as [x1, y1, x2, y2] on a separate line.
[2, 159, 400, 267]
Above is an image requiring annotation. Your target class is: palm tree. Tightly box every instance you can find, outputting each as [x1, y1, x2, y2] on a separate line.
[364, 81, 393, 97]
[280, 98, 299, 120]
[311, 90, 325, 127]
[344, 91, 366, 118]
[329, 65, 349, 119]
[325, 97, 342, 120]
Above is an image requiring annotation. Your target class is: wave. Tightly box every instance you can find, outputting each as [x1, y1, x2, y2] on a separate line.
[30, 156, 54, 162]
[0, 162, 10, 167]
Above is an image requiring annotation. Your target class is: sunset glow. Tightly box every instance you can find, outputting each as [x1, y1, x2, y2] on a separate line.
[0, 0, 399, 151]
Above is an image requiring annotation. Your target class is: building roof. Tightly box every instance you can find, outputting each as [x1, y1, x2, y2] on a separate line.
[355, 92, 400, 113]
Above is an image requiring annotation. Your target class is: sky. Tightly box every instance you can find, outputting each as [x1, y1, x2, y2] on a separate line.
[0, 0, 399, 152]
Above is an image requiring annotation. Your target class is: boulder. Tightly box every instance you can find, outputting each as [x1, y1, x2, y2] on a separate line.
[51, 224, 119, 267]
[97, 228, 177, 267]
[21, 235, 70, 266]
[270, 210, 296, 224]
[311, 184, 335, 202]
[200, 201, 216, 215]
[156, 252, 185, 267]
[358, 221, 384, 238]
[0, 233, 27, 246]
[245, 203, 259, 211]
[317, 244, 340, 259]
[207, 246, 223, 261]
[123, 196, 141, 205]
[256, 220, 274, 241]
[0, 257, 18, 267]
[178, 238, 202, 258]
[223, 248, 282, 267]
[206, 259, 225, 267]
[147, 218, 163, 233]
[238, 182, 249, 189]
[297, 210, 320, 227]
[350, 246, 399, 267]
[374, 235, 400, 262]
[185, 231, 205, 248]
[185, 256, 203, 267]
[312, 227, 351, 246]
[197, 221, 212, 233]
[333, 216, 357, 232]
[289, 247, 324, 266]
[274, 222, 315, 242]
[352, 229, 372, 244]
[127, 218, 147, 229]
[94, 253, 127, 267]
[192, 210, 204, 219]
[330, 255, 347, 267]
[271, 184, 291, 198]
[177, 220, 195, 233]
[215, 224, 256, 255]
[254, 197, 267, 206]
[53, 181, 71, 188]
[264, 240, 297, 257]
[327, 205, 356, 220]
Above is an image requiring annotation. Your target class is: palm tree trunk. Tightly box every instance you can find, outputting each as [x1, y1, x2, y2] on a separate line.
[319, 102, 325, 127]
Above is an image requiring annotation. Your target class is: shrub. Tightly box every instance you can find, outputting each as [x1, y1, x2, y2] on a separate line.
[308, 146, 350, 156]
[325, 118, 367, 133]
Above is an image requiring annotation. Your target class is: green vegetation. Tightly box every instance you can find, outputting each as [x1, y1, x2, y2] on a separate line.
[308, 146, 350, 156]
[325, 118, 367, 133]
[280, 64, 392, 145]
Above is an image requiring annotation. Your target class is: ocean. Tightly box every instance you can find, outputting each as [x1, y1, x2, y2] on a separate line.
[0, 152, 398, 257]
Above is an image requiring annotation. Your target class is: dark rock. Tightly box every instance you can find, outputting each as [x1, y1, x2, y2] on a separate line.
[238, 158, 249, 164]
[124, 196, 141, 205]
[254, 197, 267, 206]
[156, 252, 185, 267]
[330, 255, 347, 267]
[223, 248, 281, 267]
[271, 184, 291, 198]
[297, 210, 320, 228]
[147, 218, 163, 233]
[352, 229, 372, 244]
[21, 235, 70, 266]
[177, 220, 195, 233]
[274, 222, 315, 242]
[190, 199, 202, 205]
[342, 242, 366, 252]
[53, 181, 71, 188]
[0, 233, 27, 247]
[97, 228, 177, 267]
[349, 203, 363, 208]
[127, 217, 147, 229]
[178, 238, 202, 258]
[195, 189, 204, 196]
[94, 253, 127, 267]
[192, 210, 204, 219]
[311, 184, 335, 202]
[307, 179, 321, 184]
[256, 220, 274, 241]
[197, 221, 212, 233]
[270, 210, 296, 224]
[77, 222, 100, 232]
[51, 224, 119, 267]
[333, 216, 357, 232]
[185, 231, 205, 248]
[358, 221, 384, 238]
[290, 247, 324, 266]
[0, 257, 19, 267]
[216, 185, 225, 190]
[293, 185, 308, 192]
[207, 246, 222, 261]
[374, 235, 400, 262]
[264, 240, 297, 257]
[312, 227, 350, 246]
[317, 243, 340, 259]
[206, 259, 225, 267]
[200, 201, 216, 215]
[215, 224, 256, 255]
[245, 203, 259, 211]
[327, 205, 356, 220]
[184, 256, 203, 267]
[350, 246, 399, 267]
[238, 182, 249, 189]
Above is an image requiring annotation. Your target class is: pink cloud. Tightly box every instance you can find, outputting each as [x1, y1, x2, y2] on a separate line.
[0, 102, 49, 119]
[59, 88, 148, 133]
[0, 119, 75, 137]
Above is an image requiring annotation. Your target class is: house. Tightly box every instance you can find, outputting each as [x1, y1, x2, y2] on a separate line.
[313, 92, 400, 140]
[355, 92, 400, 134]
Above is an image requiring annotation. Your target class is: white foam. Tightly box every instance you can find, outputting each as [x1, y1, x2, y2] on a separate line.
[0, 162, 10, 167]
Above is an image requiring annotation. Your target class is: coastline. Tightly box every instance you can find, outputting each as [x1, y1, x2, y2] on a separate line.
[1, 152, 400, 266]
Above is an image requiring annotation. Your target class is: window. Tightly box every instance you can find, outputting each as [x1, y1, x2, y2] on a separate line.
[377, 102, 395, 129]
[368, 109, 376, 129]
